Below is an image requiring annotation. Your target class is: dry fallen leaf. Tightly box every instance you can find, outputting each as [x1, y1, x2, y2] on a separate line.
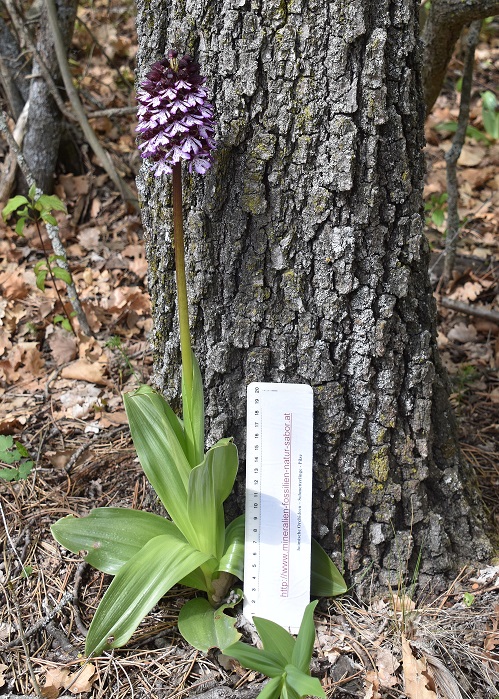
[375, 646, 400, 688]
[457, 144, 486, 167]
[48, 329, 78, 365]
[401, 636, 437, 699]
[0, 663, 8, 688]
[391, 594, 416, 613]
[61, 358, 108, 385]
[447, 323, 478, 344]
[66, 663, 96, 693]
[364, 670, 382, 699]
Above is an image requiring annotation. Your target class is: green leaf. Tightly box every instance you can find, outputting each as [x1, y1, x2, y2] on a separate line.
[284, 666, 325, 699]
[0, 450, 17, 464]
[291, 601, 318, 674]
[51, 508, 179, 575]
[253, 616, 295, 666]
[187, 439, 238, 559]
[178, 595, 241, 652]
[40, 212, 58, 226]
[0, 468, 18, 481]
[254, 676, 283, 699]
[2, 196, 29, 221]
[431, 209, 445, 227]
[481, 90, 497, 111]
[222, 642, 286, 678]
[51, 266, 72, 285]
[15, 442, 29, 458]
[218, 514, 245, 579]
[482, 110, 499, 140]
[85, 531, 211, 656]
[123, 387, 195, 541]
[15, 217, 27, 236]
[36, 194, 67, 213]
[178, 566, 209, 592]
[36, 270, 48, 291]
[182, 353, 205, 468]
[0, 436, 14, 451]
[17, 461, 34, 479]
[28, 183, 37, 200]
[311, 539, 347, 597]
[61, 319, 73, 333]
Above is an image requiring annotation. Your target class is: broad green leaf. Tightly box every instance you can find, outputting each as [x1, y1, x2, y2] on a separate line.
[482, 90, 497, 111]
[123, 387, 196, 541]
[218, 514, 245, 579]
[222, 642, 285, 678]
[40, 212, 58, 226]
[0, 436, 14, 451]
[0, 468, 18, 481]
[85, 531, 211, 656]
[2, 196, 29, 221]
[178, 595, 241, 652]
[28, 183, 37, 200]
[0, 450, 16, 464]
[51, 508, 179, 574]
[15, 217, 27, 236]
[253, 616, 295, 666]
[178, 566, 209, 592]
[187, 439, 238, 559]
[15, 442, 29, 458]
[311, 539, 347, 597]
[182, 353, 205, 468]
[36, 270, 48, 291]
[254, 676, 283, 699]
[52, 266, 72, 285]
[284, 666, 325, 699]
[431, 209, 445, 227]
[17, 461, 34, 479]
[291, 601, 317, 674]
[36, 194, 67, 213]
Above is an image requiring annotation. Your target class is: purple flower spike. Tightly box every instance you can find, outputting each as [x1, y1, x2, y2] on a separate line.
[136, 51, 216, 177]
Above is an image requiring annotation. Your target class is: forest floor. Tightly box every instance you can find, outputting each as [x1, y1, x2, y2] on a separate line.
[0, 4, 498, 699]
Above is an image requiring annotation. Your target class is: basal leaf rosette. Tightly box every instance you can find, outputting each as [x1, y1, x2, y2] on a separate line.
[136, 50, 216, 177]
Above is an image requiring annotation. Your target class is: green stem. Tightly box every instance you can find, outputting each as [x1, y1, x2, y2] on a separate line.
[172, 162, 193, 397]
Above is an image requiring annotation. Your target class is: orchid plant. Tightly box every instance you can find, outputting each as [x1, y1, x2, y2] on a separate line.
[51, 51, 346, 658]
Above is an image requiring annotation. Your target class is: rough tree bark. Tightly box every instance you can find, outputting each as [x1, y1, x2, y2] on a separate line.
[135, 0, 494, 594]
[21, 0, 77, 192]
[422, 0, 499, 113]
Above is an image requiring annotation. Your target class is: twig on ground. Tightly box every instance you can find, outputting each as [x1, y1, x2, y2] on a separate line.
[64, 424, 129, 473]
[4, 590, 73, 648]
[72, 562, 89, 638]
[439, 297, 499, 324]
[442, 19, 482, 285]
[0, 110, 93, 337]
[87, 106, 137, 119]
[43, 0, 139, 211]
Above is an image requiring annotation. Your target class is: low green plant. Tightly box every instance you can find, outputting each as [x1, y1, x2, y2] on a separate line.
[2, 185, 76, 334]
[51, 51, 346, 658]
[223, 601, 326, 699]
[0, 436, 34, 482]
[424, 192, 447, 228]
[481, 90, 499, 141]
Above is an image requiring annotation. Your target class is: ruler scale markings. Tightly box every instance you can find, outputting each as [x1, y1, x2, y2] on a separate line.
[244, 383, 313, 633]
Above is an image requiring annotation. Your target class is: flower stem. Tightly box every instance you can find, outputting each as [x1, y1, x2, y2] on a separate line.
[172, 162, 193, 397]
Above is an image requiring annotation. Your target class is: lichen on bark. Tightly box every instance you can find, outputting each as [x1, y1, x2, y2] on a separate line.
[135, 0, 493, 594]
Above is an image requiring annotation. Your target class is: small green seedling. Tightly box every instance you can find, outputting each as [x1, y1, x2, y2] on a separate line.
[2, 185, 76, 334]
[481, 91, 499, 141]
[0, 436, 34, 482]
[223, 601, 326, 699]
[463, 592, 475, 607]
[424, 192, 447, 228]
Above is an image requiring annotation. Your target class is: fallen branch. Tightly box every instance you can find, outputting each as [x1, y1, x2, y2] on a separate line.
[439, 297, 499, 324]
[44, 0, 139, 211]
[442, 20, 482, 286]
[0, 110, 92, 336]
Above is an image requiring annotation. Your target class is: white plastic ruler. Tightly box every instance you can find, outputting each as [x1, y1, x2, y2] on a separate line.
[244, 382, 313, 633]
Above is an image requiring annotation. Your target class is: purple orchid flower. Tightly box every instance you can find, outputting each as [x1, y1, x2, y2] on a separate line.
[136, 50, 216, 177]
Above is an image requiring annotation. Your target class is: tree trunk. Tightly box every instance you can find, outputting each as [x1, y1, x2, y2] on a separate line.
[422, 0, 499, 113]
[21, 0, 77, 193]
[135, 0, 493, 594]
